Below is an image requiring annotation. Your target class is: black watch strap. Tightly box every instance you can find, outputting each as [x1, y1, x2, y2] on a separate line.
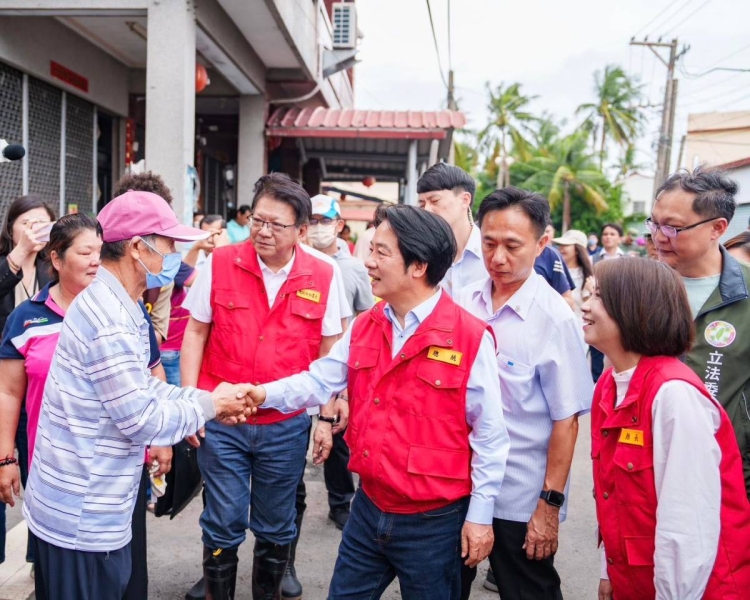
[540, 489, 565, 507]
[318, 415, 337, 424]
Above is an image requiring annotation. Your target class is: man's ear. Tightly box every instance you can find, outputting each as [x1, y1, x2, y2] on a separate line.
[409, 261, 429, 281]
[335, 219, 345, 234]
[129, 237, 143, 260]
[711, 218, 729, 241]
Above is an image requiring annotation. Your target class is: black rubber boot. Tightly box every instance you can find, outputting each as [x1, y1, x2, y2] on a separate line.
[203, 546, 239, 600]
[185, 576, 206, 600]
[281, 515, 304, 600]
[252, 540, 291, 600]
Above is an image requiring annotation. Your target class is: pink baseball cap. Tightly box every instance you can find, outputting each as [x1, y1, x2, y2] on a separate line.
[98, 190, 209, 243]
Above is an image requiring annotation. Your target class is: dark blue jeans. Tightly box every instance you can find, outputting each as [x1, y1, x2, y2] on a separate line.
[328, 489, 469, 600]
[198, 413, 310, 549]
[161, 350, 181, 386]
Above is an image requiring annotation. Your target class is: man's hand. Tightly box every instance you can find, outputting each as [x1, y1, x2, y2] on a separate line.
[312, 421, 333, 465]
[523, 499, 560, 560]
[331, 396, 349, 435]
[247, 385, 267, 408]
[185, 427, 205, 448]
[0, 464, 21, 507]
[598, 578, 613, 600]
[461, 521, 494, 567]
[210, 382, 257, 422]
[149, 446, 173, 477]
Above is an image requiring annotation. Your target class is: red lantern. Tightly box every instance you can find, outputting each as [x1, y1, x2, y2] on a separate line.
[362, 176, 376, 188]
[196, 64, 210, 93]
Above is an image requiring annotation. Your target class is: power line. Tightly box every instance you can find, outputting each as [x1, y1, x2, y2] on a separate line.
[645, 0, 698, 36]
[662, 0, 712, 37]
[633, 0, 683, 37]
[447, 0, 452, 72]
[425, 0, 448, 89]
[680, 41, 750, 78]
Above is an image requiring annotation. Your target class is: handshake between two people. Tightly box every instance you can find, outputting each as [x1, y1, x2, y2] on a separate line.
[186, 382, 268, 448]
[210, 382, 267, 424]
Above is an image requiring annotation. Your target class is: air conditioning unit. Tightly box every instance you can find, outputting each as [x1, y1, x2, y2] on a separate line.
[332, 2, 357, 49]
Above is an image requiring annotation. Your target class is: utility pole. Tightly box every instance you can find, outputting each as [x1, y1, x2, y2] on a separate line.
[630, 38, 689, 197]
[447, 69, 457, 164]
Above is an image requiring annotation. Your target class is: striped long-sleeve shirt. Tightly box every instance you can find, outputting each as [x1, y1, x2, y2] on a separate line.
[23, 266, 215, 552]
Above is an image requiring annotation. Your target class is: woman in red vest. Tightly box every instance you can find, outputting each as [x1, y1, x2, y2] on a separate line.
[582, 257, 750, 600]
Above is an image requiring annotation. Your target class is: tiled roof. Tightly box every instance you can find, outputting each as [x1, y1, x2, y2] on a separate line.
[267, 107, 466, 139]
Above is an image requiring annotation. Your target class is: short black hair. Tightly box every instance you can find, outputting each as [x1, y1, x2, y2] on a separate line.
[374, 204, 456, 287]
[237, 205, 251, 216]
[476, 187, 549, 239]
[602, 222, 624, 236]
[417, 163, 476, 199]
[656, 166, 738, 223]
[252, 173, 311, 226]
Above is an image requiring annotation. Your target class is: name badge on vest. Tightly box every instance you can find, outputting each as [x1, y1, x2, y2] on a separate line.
[618, 429, 644, 446]
[296, 289, 321, 303]
[427, 346, 463, 366]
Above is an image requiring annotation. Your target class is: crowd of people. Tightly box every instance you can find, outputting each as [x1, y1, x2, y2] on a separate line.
[0, 160, 748, 600]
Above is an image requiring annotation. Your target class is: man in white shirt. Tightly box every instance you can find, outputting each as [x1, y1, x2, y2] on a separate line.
[179, 174, 348, 600]
[418, 163, 487, 296]
[456, 187, 593, 600]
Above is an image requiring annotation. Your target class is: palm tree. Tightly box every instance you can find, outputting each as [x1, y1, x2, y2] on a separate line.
[513, 131, 608, 232]
[479, 82, 538, 187]
[576, 65, 643, 168]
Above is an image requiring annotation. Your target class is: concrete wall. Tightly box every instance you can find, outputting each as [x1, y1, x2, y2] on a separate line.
[620, 173, 654, 216]
[0, 16, 129, 115]
[682, 111, 750, 169]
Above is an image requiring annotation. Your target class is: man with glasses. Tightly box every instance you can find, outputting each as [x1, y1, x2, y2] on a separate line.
[650, 167, 750, 497]
[180, 173, 347, 600]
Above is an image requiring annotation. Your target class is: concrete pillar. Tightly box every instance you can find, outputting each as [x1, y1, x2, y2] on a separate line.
[404, 140, 418, 205]
[237, 95, 266, 204]
[145, 0, 196, 224]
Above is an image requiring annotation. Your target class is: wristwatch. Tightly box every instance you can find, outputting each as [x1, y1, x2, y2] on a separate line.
[539, 489, 565, 507]
[318, 415, 338, 424]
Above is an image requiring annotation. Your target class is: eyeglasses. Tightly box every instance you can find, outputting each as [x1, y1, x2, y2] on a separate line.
[309, 217, 336, 226]
[251, 217, 296, 234]
[644, 217, 720, 239]
[138, 237, 178, 259]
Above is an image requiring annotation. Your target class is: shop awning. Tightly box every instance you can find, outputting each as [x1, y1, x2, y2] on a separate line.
[266, 107, 466, 185]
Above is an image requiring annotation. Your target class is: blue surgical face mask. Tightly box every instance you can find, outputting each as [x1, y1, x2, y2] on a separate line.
[138, 239, 181, 289]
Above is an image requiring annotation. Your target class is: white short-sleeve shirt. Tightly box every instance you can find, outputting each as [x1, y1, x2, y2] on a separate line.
[183, 245, 346, 337]
[455, 272, 594, 522]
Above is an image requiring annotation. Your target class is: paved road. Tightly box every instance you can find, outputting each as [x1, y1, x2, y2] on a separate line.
[2, 416, 599, 600]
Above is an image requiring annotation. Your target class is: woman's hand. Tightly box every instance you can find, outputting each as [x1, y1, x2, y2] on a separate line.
[0, 463, 21, 507]
[9, 220, 48, 268]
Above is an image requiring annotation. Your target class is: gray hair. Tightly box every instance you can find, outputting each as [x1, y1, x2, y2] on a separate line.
[655, 166, 738, 223]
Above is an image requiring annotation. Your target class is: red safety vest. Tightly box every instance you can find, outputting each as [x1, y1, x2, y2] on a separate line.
[197, 242, 334, 425]
[591, 355, 750, 599]
[346, 292, 491, 513]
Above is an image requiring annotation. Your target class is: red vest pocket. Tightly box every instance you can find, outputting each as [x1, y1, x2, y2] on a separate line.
[623, 536, 655, 567]
[290, 297, 327, 321]
[406, 445, 470, 480]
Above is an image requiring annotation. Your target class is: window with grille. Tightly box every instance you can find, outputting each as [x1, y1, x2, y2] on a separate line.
[0, 63, 23, 214]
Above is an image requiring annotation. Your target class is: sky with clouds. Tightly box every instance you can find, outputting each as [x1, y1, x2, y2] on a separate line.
[353, 0, 750, 172]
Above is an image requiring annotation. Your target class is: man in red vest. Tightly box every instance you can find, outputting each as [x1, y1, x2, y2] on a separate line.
[180, 173, 346, 600]
[248, 205, 511, 599]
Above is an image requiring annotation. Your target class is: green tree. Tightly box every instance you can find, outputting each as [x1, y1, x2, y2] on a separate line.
[479, 82, 538, 187]
[511, 130, 609, 232]
[576, 65, 643, 168]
